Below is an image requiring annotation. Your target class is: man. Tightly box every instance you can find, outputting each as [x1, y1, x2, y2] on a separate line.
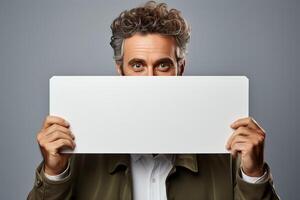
[27, 1, 280, 199]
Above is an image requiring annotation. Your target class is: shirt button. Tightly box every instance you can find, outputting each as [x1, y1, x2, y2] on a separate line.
[151, 178, 156, 183]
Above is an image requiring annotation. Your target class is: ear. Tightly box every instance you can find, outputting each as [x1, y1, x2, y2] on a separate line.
[177, 59, 185, 76]
[115, 63, 123, 76]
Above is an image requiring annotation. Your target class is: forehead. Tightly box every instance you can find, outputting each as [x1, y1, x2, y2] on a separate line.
[123, 33, 177, 59]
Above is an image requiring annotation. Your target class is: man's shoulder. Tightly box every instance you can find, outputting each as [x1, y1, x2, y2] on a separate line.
[70, 154, 131, 170]
[195, 154, 238, 172]
[195, 154, 232, 163]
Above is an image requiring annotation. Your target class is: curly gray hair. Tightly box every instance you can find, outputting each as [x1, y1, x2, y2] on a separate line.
[110, 1, 191, 65]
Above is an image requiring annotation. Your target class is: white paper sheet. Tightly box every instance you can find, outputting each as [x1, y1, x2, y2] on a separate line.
[50, 76, 248, 153]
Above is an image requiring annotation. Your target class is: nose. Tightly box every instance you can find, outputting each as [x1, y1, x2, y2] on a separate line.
[147, 66, 154, 76]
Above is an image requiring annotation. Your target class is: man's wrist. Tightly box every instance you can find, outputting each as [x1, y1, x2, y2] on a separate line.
[241, 164, 264, 177]
[44, 161, 70, 181]
[240, 167, 269, 184]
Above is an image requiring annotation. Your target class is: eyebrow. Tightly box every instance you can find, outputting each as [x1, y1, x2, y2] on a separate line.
[128, 58, 147, 66]
[127, 57, 175, 67]
[153, 58, 175, 67]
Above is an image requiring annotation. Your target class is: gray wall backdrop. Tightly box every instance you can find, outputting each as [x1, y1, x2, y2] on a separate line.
[0, 0, 299, 199]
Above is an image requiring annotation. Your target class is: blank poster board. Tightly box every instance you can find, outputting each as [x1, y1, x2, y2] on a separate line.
[50, 76, 248, 153]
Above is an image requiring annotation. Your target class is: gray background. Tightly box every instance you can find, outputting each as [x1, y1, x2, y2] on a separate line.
[0, 0, 299, 199]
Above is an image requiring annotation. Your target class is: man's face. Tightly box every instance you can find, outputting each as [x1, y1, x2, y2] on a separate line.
[116, 33, 185, 76]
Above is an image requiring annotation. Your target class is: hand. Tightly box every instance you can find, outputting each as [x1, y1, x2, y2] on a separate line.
[226, 117, 266, 177]
[36, 116, 76, 175]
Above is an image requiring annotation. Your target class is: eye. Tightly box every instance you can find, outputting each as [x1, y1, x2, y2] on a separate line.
[156, 63, 172, 72]
[131, 63, 145, 72]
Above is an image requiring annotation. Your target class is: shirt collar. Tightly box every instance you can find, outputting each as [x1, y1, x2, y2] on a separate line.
[108, 154, 198, 174]
[130, 154, 175, 163]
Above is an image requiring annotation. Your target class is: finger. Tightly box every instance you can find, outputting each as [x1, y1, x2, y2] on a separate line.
[39, 132, 75, 150]
[230, 142, 246, 158]
[45, 124, 74, 139]
[230, 117, 260, 130]
[247, 133, 265, 148]
[42, 115, 70, 130]
[226, 127, 252, 149]
[227, 135, 249, 150]
[44, 139, 75, 155]
[230, 134, 264, 158]
[37, 128, 71, 146]
[42, 131, 75, 144]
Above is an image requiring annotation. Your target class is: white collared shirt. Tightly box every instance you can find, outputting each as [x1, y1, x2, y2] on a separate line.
[130, 154, 175, 200]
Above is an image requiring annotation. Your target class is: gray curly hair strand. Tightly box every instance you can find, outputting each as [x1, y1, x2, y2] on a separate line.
[110, 1, 191, 66]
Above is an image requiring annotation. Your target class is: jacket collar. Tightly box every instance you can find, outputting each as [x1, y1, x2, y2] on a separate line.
[108, 154, 131, 174]
[108, 154, 198, 174]
[174, 154, 198, 173]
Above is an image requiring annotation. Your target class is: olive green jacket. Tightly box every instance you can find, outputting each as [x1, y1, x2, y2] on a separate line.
[27, 154, 279, 200]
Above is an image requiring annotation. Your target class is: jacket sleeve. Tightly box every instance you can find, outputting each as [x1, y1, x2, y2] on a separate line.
[27, 157, 75, 200]
[232, 155, 281, 200]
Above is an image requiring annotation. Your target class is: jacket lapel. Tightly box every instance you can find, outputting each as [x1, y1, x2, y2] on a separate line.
[174, 154, 198, 172]
[107, 154, 133, 200]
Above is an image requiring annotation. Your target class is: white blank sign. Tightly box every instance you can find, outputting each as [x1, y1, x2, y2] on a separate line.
[50, 76, 248, 153]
